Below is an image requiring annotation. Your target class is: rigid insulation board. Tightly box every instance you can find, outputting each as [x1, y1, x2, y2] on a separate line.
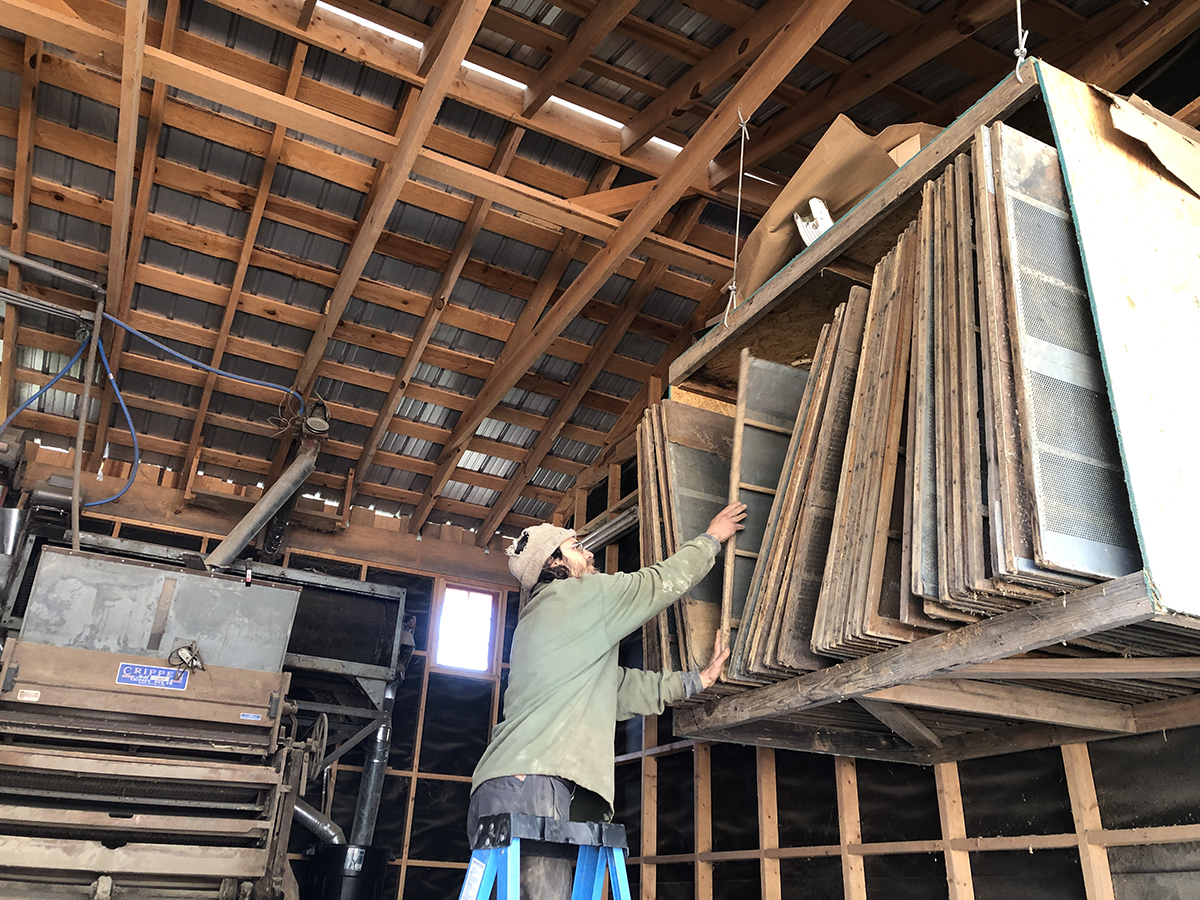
[992, 122, 1140, 581]
[1039, 61, 1200, 615]
[19, 548, 300, 672]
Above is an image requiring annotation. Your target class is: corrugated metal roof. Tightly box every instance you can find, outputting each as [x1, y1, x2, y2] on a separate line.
[181, 0, 295, 65]
[118, 368, 204, 408]
[460, 450, 519, 479]
[430, 321, 504, 361]
[897, 58, 976, 104]
[169, 87, 273, 132]
[515, 131, 601, 183]
[33, 148, 115, 199]
[443, 480, 500, 507]
[0, 68, 20, 109]
[474, 26, 549, 70]
[449, 278, 526, 322]
[470, 230, 552, 280]
[642, 286, 696, 326]
[530, 466, 574, 493]
[529, 353, 580, 383]
[243, 267, 331, 312]
[157, 125, 264, 185]
[230, 310, 313, 353]
[0, 136, 16, 171]
[498, 0, 579, 36]
[562, 259, 633, 304]
[27, 205, 110, 251]
[818, 16, 889, 63]
[201, 423, 277, 460]
[513, 495, 555, 520]
[343, 297, 422, 338]
[592, 370, 641, 400]
[435, 97, 511, 145]
[362, 251, 441, 295]
[38, 83, 118, 140]
[380, 432, 442, 461]
[324, 339, 403, 378]
[132, 283, 223, 330]
[634, 0, 729, 49]
[397, 395, 460, 430]
[476, 417, 538, 448]
[560, 315, 604, 346]
[412, 362, 483, 398]
[568, 405, 616, 432]
[257, 220, 348, 269]
[550, 435, 600, 464]
[312, 377, 387, 413]
[501, 387, 557, 416]
[303, 46, 406, 107]
[385, 201, 464, 249]
[285, 128, 377, 166]
[272, 166, 366, 220]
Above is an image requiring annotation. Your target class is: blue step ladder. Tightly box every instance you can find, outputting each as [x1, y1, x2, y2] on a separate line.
[458, 813, 632, 900]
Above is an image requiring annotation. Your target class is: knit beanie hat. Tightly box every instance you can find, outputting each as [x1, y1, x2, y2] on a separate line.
[507, 523, 576, 591]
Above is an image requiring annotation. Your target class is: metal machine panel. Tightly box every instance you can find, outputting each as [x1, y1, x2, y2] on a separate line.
[19, 548, 301, 673]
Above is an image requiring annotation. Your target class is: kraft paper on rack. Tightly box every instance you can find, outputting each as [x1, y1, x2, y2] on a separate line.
[734, 116, 942, 305]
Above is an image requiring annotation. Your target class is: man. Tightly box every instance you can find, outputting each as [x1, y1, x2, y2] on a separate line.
[467, 501, 747, 898]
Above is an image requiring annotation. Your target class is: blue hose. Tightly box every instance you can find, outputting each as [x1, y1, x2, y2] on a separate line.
[84, 337, 139, 507]
[102, 311, 305, 415]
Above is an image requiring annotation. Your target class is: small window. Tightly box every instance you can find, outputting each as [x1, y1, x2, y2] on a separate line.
[435, 586, 495, 671]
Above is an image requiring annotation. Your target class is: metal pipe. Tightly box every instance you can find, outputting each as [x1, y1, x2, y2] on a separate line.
[205, 437, 320, 569]
[72, 298, 104, 552]
[349, 678, 400, 846]
[293, 798, 346, 845]
[0, 248, 107, 294]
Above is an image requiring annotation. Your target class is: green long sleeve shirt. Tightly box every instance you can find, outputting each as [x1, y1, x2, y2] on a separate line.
[471, 535, 720, 813]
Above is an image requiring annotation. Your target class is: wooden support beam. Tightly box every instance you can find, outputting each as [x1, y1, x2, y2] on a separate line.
[621, 0, 818, 154]
[290, 0, 490, 398]
[855, 698, 943, 749]
[521, 0, 640, 117]
[469, 198, 706, 545]
[708, 0, 1014, 187]
[1071, 0, 1200, 88]
[934, 762, 975, 900]
[835, 757, 867, 900]
[1062, 743, 1116, 900]
[945, 657, 1200, 680]
[352, 123, 525, 499]
[694, 741, 712, 900]
[674, 572, 1158, 734]
[757, 747, 781, 900]
[866, 680, 1136, 734]
[1, 35, 41, 421]
[641, 713, 660, 900]
[1178, 93, 1200, 127]
[430, 0, 856, 477]
[417, 0, 463, 77]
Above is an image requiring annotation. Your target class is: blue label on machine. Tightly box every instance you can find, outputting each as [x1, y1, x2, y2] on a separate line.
[116, 663, 188, 691]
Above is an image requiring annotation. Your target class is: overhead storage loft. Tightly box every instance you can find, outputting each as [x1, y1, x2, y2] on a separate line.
[651, 61, 1200, 765]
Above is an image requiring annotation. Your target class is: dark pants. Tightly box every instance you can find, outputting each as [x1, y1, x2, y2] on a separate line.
[466, 776, 575, 900]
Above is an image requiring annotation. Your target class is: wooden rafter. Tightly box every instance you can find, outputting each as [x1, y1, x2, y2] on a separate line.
[178, 41, 311, 484]
[708, 0, 1014, 187]
[351, 123, 525, 497]
[469, 197, 708, 546]
[287, 0, 490, 400]
[1, 35, 42, 421]
[521, 0, 640, 118]
[410, 0, 857, 536]
[1071, 0, 1200, 86]
[405, 162, 619, 534]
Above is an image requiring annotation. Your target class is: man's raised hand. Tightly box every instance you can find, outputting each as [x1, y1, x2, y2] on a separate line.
[705, 501, 747, 543]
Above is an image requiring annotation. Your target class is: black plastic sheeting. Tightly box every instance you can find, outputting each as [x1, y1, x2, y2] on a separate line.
[406, 777, 472, 864]
[501, 591, 519, 664]
[970, 848, 1084, 899]
[326, 769, 409, 852]
[613, 760, 643, 857]
[710, 743, 760, 852]
[366, 568, 434, 651]
[775, 750, 840, 847]
[864, 852, 947, 899]
[713, 860, 760, 900]
[855, 758, 942, 844]
[958, 746, 1075, 838]
[656, 862, 696, 900]
[388, 656, 425, 773]
[401, 865, 463, 900]
[288, 585, 398, 666]
[780, 856, 842, 900]
[1090, 725, 1200, 829]
[1109, 841, 1200, 900]
[656, 751, 696, 855]
[420, 673, 494, 777]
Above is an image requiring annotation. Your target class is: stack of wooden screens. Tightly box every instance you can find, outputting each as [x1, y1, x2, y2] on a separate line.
[638, 399, 735, 676]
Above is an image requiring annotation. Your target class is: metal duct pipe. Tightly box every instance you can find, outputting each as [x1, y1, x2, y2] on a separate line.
[349, 678, 400, 846]
[293, 798, 346, 845]
[205, 437, 321, 569]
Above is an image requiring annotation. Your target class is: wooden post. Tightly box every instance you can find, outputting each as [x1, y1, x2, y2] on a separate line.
[640, 714, 659, 900]
[935, 761, 975, 900]
[757, 747, 782, 900]
[835, 756, 867, 900]
[695, 741, 713, 900]
[606, 462, 621, 573]
[1062, 743, 1115, 900]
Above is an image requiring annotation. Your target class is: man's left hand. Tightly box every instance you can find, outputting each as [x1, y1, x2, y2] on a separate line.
[699, 632, 730, 689]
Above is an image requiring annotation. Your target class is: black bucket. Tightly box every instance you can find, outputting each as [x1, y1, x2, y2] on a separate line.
[308, 845, 390, 900]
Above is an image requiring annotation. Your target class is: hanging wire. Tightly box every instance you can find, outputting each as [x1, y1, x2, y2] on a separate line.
[1013, 0, 1030, 82]
[723, 109, 752, 329]
[83, 337, 139, 507]
[0, 341, 88, 437]
[102, 311, 306, 415]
